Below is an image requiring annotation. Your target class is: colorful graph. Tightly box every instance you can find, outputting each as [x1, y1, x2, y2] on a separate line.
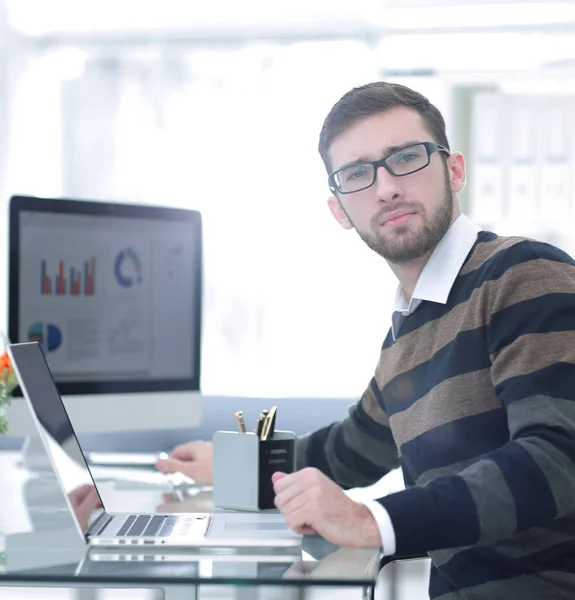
[41, 258, 96, 296]
[114, 248, 142, 288]
[28, 322, 62, 352]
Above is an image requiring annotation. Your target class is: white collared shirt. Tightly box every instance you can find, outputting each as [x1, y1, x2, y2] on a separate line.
[358, 213, 482, 555]
[391, 214, 483, 341]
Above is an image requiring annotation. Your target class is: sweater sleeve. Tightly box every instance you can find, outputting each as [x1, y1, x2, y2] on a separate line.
[376, 242, 575, 556]
[296, 374, 400, 489]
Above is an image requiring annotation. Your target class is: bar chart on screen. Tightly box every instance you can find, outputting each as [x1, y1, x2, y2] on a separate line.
[40, 257, 96, 296]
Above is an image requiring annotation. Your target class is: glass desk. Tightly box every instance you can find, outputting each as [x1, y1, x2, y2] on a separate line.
[0, 451, 384, 599]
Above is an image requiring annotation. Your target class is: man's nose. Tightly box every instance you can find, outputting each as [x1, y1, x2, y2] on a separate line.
[374, 165, 403, 203]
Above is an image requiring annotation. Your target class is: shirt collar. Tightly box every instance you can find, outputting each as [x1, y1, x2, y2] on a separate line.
[393, 214, 482, 313]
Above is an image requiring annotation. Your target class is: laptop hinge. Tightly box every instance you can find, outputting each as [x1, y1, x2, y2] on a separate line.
[86, 511, 114, 539]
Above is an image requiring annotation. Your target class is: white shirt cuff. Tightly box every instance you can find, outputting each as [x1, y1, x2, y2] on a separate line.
[358, 500, 396, 556]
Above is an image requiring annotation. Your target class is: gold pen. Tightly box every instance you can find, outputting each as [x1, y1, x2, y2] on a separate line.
[234, 410, 247, 433]
[261, 406, 278, 441]
[258, 409, 269, 439]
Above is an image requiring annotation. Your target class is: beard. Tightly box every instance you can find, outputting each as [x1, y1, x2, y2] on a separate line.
[354, 180, 454, 264]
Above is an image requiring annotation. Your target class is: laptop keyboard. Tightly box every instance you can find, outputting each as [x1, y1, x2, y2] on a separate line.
[117, 515, 137, 535]
[117, 515, 202, 538]
[143, 516, 167, 536]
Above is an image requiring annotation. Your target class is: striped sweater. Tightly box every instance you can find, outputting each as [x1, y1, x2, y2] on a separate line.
[298, 231, 575, 599]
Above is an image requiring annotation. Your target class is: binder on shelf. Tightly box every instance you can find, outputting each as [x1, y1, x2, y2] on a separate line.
[469, 92, 506, 226]
[539, 97, 572, 222]
[507, 96, 540, 223]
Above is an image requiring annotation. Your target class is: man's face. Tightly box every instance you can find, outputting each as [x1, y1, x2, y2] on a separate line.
[327, 106, 462, 264]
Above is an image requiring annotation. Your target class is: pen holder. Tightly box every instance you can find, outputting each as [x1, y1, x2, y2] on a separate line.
[212, 430, 296, 511]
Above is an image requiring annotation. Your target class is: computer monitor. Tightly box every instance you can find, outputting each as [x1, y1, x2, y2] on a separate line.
[6, 195, 203, 436]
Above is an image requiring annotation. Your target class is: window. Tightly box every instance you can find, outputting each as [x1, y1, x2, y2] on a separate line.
[2, 41, 400, 397]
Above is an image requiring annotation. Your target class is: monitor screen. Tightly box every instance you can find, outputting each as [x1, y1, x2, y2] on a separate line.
[9, 195, 202, 395]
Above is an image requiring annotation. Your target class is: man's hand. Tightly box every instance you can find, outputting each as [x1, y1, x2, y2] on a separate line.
[272, 468, 382, 549]
[155, 441, 213, 485]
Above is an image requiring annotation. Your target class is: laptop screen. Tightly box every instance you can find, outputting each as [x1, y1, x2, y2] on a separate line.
[8, 342, 105, 537]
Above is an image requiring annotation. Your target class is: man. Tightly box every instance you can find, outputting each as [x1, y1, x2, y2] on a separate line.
[157, 81, 575, 598]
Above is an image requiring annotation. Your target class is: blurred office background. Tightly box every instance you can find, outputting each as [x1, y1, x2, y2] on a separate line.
[2, 0, 575, 399]
[1, 1, 575, 597]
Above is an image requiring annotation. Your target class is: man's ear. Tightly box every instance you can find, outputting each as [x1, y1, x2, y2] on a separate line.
[447, 152, 466, 194]
[327, 195, 353, 230]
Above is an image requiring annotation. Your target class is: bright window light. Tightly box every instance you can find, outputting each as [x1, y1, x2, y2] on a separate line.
[40, 48, 86, 81]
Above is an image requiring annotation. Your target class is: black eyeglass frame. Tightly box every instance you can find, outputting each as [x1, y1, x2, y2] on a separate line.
[328, 141, 450, 195]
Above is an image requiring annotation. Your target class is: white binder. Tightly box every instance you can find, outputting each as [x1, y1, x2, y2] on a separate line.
[470, 93, 505, 226]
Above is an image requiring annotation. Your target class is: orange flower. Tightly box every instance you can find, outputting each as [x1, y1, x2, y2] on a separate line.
[0, 349, 17, 399]
[0, 351, 11, 374]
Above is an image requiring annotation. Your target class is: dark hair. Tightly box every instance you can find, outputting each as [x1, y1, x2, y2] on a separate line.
[318, 81, 450, 173]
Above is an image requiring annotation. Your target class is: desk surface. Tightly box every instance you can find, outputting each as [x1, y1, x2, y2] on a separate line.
[0, 450, 382, 591]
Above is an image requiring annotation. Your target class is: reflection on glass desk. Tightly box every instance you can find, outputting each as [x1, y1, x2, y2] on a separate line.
[4, 547, 381, 587]
[0, 450, 382, 595]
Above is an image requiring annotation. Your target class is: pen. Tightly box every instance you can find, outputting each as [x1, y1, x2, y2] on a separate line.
[258, 409, 269, 438]
[255, 414, 265, 438]
[234, 410, 247, 433]
[267, 406, 277, 439]
[261, 406, 278, 441]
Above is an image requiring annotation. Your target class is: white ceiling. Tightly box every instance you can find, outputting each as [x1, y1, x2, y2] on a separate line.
[4, 0, 575, 83]
[6, 0, 575, 39]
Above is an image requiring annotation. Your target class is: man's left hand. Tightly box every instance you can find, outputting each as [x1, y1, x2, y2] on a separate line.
[272, 468, 382, 548]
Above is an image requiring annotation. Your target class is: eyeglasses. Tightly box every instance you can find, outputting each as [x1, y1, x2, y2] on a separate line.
[328, 141, 450, 195]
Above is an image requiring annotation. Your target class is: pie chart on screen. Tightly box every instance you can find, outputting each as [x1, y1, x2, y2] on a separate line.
[28, 322, 62, 352]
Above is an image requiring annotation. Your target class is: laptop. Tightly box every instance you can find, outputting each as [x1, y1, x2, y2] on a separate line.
[8, 342, 301, 549]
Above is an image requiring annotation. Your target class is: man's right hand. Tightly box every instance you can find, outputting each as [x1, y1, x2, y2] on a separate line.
[155, 441, 213, 485]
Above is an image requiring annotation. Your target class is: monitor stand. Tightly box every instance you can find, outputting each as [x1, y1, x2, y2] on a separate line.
[19, 435, 53, 471]
[19, 434, 87, 472]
